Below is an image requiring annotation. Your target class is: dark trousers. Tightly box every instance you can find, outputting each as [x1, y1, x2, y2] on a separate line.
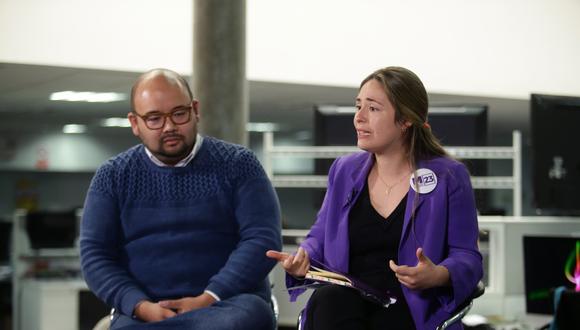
[305, 285, 416, 330]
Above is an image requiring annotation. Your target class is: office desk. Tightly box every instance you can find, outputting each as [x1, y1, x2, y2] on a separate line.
[19, 279, 87, 330]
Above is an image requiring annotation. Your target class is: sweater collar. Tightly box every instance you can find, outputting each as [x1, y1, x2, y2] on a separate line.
[144, 134, 204, 167]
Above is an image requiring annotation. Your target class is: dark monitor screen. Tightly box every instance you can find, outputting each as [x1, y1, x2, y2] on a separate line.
[0, 222, 11, 262]
[531, 94, 580, 215]
[25, 210, 79, 250]
[427, 105, 488, 147]
[523, 235, 580, 314]
[314, 104, 488, 156]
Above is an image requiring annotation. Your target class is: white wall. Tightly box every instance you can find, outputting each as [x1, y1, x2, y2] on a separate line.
[1, 0, 579, 98]
[0, 0, 193, 74]
[248, 0, 580, 99]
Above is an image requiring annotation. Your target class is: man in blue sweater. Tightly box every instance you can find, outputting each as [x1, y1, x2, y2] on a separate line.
[80, 68, 282, 329]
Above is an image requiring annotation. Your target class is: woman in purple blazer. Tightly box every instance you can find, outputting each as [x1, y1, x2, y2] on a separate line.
[267, 67, 483, 330]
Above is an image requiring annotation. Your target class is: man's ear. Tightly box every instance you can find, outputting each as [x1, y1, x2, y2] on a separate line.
[192, 100, 200, 121]
[127, 112, 140, 137]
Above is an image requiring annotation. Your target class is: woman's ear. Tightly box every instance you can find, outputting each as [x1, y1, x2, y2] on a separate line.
[400, 120, 412, 133]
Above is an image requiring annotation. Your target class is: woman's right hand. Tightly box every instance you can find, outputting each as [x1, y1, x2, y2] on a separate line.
[266, 247, 310, 278]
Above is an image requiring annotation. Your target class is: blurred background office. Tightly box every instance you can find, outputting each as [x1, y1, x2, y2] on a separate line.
[1, 0, 580, 329]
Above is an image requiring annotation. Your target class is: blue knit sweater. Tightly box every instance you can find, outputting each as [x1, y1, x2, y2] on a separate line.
[80, 137, 281, 316]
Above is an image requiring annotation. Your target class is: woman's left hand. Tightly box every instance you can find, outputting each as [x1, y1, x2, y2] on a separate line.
[389, 247, 450, 290]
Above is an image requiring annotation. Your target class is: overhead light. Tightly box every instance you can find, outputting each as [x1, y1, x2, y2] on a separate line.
[317, 105, 356, 114]
[336, 106, 356, 113]
[50, 91, 126, 103]
[246, 122, 280, 132]
[100, 117, 131, 127]
[63, 124, 87, 134]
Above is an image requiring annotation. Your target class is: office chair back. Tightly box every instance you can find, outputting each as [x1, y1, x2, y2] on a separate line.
[436, 281, 485, 330]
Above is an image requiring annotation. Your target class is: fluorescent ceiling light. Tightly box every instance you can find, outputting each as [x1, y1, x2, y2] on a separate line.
[246, 122, 280, 132]
[336, 106, 356, 113]
[50, 91, 126, 103]
[317, 105, 356, 114]
[63, 124, 87, 134]
[101, 117, 131, 127]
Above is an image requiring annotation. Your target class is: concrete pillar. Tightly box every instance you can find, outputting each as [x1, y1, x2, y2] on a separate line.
[193, 0, 247, 146]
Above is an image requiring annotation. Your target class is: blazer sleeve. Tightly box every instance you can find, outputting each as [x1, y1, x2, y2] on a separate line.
[286, 157, 340, 301]
[438, 162, 484, 312]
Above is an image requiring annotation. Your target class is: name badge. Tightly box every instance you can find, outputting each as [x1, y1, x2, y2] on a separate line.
[410, 168, 437, 194]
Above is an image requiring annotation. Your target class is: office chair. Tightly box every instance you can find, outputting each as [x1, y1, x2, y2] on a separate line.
[92, 312, 112, 330]
[436, 281, 485, 330]
[297, 281, 485, 330]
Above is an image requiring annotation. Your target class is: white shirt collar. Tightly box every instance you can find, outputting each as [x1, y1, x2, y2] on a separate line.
[145, 134, 204, 167]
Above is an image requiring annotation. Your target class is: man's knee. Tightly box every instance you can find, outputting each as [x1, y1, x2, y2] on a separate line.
[214, 293, 275, 330]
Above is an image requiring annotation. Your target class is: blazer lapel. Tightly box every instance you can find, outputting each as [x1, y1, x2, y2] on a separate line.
[342, 153, 374, 209]
[401, 186, 425, 241]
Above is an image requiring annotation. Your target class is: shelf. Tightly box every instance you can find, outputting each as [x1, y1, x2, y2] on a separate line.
[471, 176, 515, 189]
[0, 167, 96, 174]
[273, 175, 515, 190]
[268, 146, 360, 159]
[272, 175, 328, 188]
[18, 248, 79, 259]
[445, 147, 515, 159]
[267, 146, 516, 160]
[262, 130, 523, 216]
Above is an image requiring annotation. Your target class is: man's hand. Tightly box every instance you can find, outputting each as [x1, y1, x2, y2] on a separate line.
[389, 247, 450, 290]
[266, 247, 310, 278]
[134, 300, 176, 322]
[158, 292, 217, 314]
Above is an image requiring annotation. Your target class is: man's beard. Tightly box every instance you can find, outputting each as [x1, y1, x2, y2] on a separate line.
[154, 134, 193, 162]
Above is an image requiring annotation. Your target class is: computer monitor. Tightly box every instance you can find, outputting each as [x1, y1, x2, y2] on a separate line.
[531, 94, 580, 215]
[25, 210, 79, 250]
[428, 105, 490, 213]
[0, 222, 11, 263]
[523, 235, 580, 314]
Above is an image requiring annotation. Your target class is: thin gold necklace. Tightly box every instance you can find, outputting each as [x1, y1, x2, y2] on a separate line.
[375, 167, 409, 198]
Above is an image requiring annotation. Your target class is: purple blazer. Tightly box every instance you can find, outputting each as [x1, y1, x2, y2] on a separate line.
[287, 152, 483, 330]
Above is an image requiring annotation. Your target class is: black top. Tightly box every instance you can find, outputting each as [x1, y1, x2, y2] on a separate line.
[348, 181, 408, 300]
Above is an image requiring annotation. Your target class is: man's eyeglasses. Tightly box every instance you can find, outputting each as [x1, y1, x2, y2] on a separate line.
[134, 105, 193, 130]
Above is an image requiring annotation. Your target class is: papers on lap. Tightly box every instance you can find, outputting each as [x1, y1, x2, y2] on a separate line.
[305, 266, 354, 287]
[292, 265, 398, 308]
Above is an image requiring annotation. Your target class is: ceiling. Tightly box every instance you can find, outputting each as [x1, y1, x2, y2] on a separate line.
[0, 62, 358, 135]
[0, 62, 531, 147]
